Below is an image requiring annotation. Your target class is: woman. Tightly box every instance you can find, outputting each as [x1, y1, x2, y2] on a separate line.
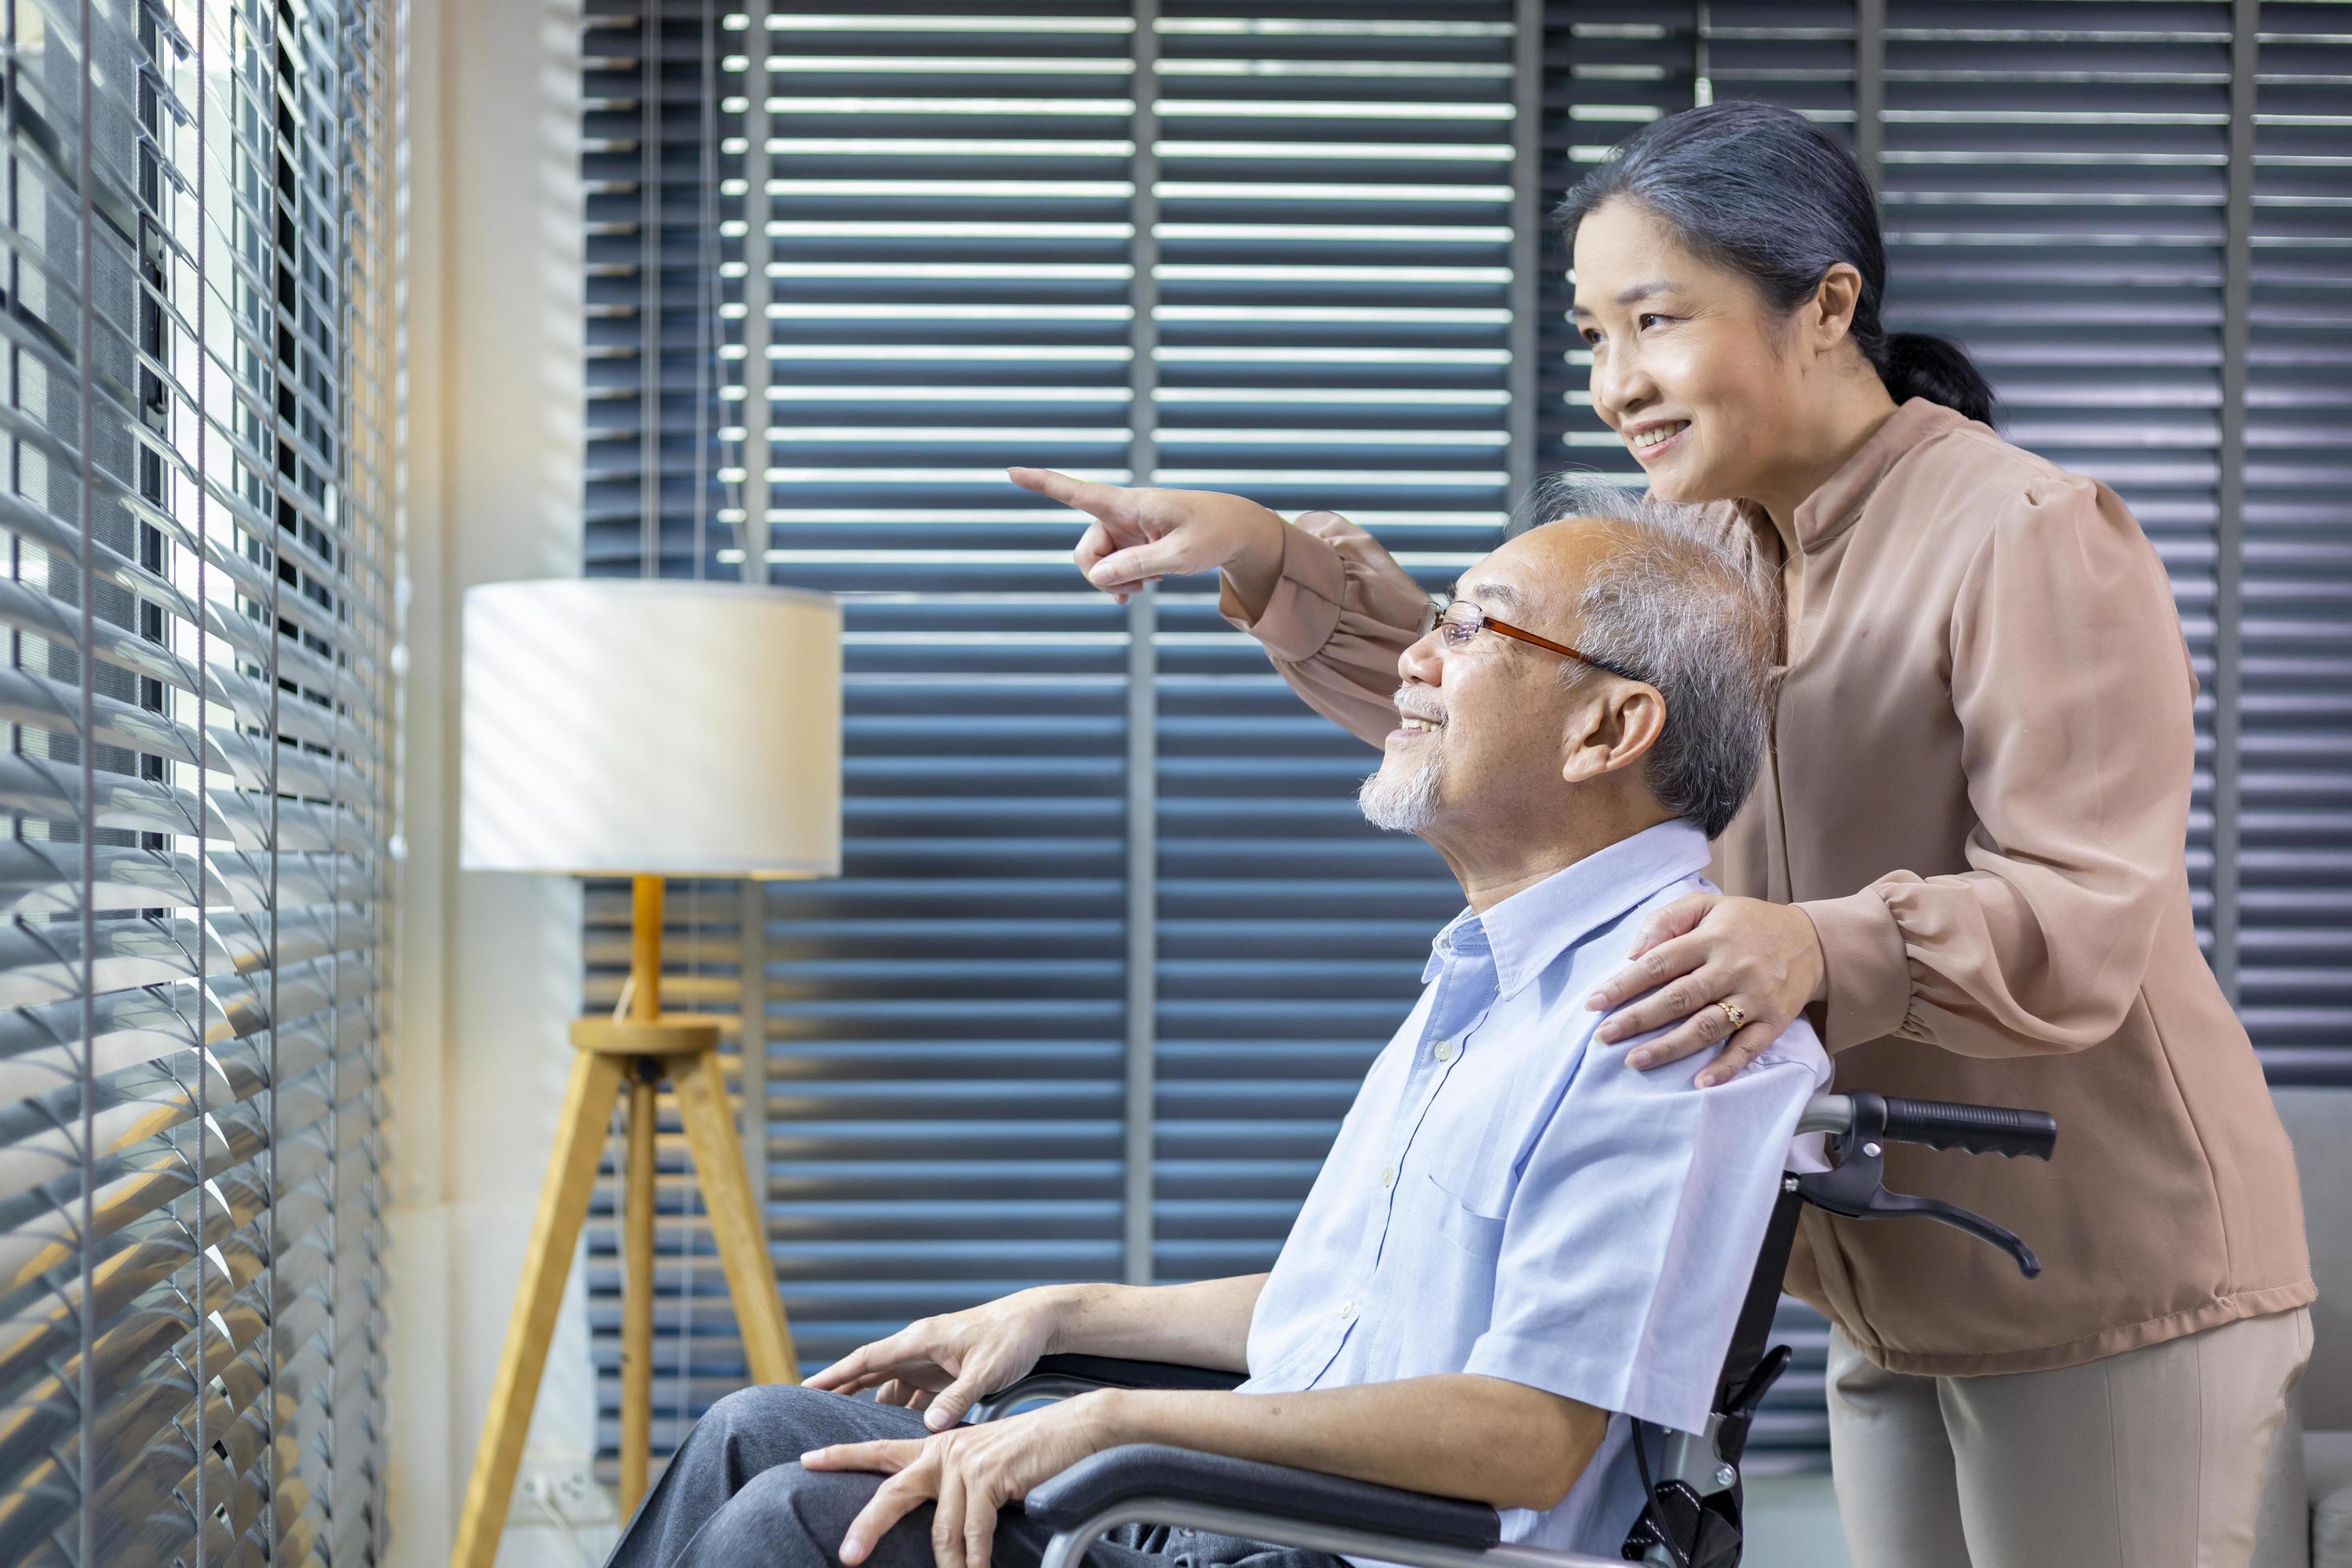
[1013, 102, 2313, 1567]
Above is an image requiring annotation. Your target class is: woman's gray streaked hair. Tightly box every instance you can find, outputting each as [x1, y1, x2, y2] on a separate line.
[1521, 474, 1778, 840]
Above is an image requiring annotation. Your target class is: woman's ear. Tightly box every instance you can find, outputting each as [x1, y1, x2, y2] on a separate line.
[1562, 681, 1668, 786]
[1809, 262, 1864, 350]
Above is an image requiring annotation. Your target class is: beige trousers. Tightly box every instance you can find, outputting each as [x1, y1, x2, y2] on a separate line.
[1826, 1308, 2312, 1568]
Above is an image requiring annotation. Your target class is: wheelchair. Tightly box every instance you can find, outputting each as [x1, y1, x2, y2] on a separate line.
[966, 1090, 2058, 1568]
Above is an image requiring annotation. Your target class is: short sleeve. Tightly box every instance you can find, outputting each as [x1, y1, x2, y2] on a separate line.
[1461, 1025, 1829, 1434]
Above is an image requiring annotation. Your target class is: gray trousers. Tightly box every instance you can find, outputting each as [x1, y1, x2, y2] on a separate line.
[604, 1385, 1349, 1568]
[1826, 1306, 2311, 1568]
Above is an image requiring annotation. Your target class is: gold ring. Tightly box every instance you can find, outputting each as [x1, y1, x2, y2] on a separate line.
[1717, 1000, 1747, 1032]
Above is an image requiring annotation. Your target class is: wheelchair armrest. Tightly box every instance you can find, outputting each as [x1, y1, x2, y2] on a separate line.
[967, 1357, 1247, 1425]
[1030, 1355, 1249, 1393]
[1026, 1444, 1504, 1550]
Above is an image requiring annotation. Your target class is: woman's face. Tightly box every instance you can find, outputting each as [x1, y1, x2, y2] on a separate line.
[1570, 198, 1810, 506]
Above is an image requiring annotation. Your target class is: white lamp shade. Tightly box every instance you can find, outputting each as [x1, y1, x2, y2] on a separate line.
[461, 578, 842, 878]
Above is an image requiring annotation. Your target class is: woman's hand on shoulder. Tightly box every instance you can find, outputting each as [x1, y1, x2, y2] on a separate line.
[1010, 466, 1286, 605]
[1584, 893, 1827, 1087]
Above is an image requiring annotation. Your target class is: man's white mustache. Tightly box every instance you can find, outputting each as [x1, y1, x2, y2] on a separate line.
[1391, 686, 1446, 725]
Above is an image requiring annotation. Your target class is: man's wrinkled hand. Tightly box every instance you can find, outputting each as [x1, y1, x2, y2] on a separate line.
[803, 1392, 1122, 1568]
[805, 1290, 1065, 1433]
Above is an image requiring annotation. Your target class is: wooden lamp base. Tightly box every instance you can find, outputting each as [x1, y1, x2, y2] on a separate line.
[450, 876, 798, 1567]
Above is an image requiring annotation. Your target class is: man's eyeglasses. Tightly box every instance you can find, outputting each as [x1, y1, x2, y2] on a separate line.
[1418, 594, 1636, 681]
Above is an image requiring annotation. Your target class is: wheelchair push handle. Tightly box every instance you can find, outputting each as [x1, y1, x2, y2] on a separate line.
[1799, 1090, 2057, 1162]
[1878, 1095, 2058, 1161]
[1872, 1100, 2060, 1161]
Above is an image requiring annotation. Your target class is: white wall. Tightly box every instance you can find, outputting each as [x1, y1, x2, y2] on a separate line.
[392, 0, 608, 1562]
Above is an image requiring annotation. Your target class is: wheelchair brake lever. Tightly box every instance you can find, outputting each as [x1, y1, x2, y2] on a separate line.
[1861, 1186, 2040, 1278]
[1794, 1098, 2043, 1278]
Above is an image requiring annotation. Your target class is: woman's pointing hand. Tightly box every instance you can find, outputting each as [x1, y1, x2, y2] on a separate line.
[1010, 466, 1287, 607]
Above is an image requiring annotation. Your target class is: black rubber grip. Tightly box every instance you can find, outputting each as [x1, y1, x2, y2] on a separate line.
[1879, 1097, 2057, 1160]
[1028, 1354, 1247, 1393]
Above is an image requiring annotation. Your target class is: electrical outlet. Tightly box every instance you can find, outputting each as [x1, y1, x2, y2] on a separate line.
[520, 1464, 614, 1526]
[550, 1466, 610, 1525]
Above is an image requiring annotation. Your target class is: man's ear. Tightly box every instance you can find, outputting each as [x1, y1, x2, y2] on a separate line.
[1561, 681, 1667, 786]
[1808, 262, 1864, 353]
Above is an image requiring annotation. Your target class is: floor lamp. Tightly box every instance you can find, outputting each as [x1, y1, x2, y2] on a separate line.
[451, 578, 842, 1566]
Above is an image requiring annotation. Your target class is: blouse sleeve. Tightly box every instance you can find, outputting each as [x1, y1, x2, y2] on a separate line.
[1217, 510, 1429, 750]
[1797, 475, 2202, 1057]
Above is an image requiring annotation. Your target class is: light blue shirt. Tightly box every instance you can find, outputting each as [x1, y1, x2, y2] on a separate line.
[1238, 820, 1831, 1560]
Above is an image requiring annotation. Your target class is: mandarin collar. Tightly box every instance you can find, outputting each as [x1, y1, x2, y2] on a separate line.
[1790, 398, 1965, 553]
[1421, 820, 1714, 997]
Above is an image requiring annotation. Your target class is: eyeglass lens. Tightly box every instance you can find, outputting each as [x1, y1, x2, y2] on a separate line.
[1429, 595, 1482, 649]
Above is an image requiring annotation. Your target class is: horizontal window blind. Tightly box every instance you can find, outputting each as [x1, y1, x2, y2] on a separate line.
[578, 0, 2352, 1490]
[0, 0, 397, 1561]
[2240, 6, 2352, 1077]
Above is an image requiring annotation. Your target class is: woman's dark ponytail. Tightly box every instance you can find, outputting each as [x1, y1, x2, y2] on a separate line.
[1877, 331, 1996, 426]
[1559, 102, 1998, 428]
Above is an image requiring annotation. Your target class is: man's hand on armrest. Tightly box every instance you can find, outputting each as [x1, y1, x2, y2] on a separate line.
[806, 1275, 1267, 1432]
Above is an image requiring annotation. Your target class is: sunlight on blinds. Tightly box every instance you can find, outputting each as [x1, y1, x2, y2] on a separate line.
[0, 0, 396, 1560]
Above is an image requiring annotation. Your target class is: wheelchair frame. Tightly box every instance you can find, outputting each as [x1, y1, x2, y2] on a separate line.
[971, 1090, 2058, 1568]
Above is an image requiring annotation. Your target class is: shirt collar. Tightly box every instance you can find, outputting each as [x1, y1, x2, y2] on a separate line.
[1791, 397, 1965, 552]
[1421, 819, 1714, 996]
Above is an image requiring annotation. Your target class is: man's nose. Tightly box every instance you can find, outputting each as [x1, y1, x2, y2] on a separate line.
[1398, 626, 1444, 688]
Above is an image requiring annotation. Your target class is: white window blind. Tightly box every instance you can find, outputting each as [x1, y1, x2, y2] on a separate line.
[0, 0, 398, 1561]
[579, 0, 2352, 1485]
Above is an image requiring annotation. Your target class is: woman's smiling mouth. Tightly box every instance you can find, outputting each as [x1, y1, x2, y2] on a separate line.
[1626, 420, 1690, 464]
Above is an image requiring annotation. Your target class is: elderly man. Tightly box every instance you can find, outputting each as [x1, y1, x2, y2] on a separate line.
[604, 483, 1830, 1568]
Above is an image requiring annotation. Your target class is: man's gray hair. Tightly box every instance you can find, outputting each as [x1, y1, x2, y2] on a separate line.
[1519, 475, 1778, 840]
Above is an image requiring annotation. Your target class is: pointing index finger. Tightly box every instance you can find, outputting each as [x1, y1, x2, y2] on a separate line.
[1008, 466, 1109, 514]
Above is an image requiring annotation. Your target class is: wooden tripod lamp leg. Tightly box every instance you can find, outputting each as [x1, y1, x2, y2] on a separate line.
[619, 1066, 659, 1516]
[452, 1047, 628, 1568]
[674, 1046, 799, 1386]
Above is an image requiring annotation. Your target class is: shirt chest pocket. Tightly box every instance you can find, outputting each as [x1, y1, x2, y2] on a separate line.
[1411, 1053, 1526, 1228]
[1416, 1132, 1514, 1258]
[1423, 1170, 1507, 1257]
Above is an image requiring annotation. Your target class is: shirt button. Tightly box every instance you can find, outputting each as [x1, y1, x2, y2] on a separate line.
[1338, 1299, 1358, 1322]
[1378, 1164, 1396, 1190]
[1433, 1039, 1457, 1062]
